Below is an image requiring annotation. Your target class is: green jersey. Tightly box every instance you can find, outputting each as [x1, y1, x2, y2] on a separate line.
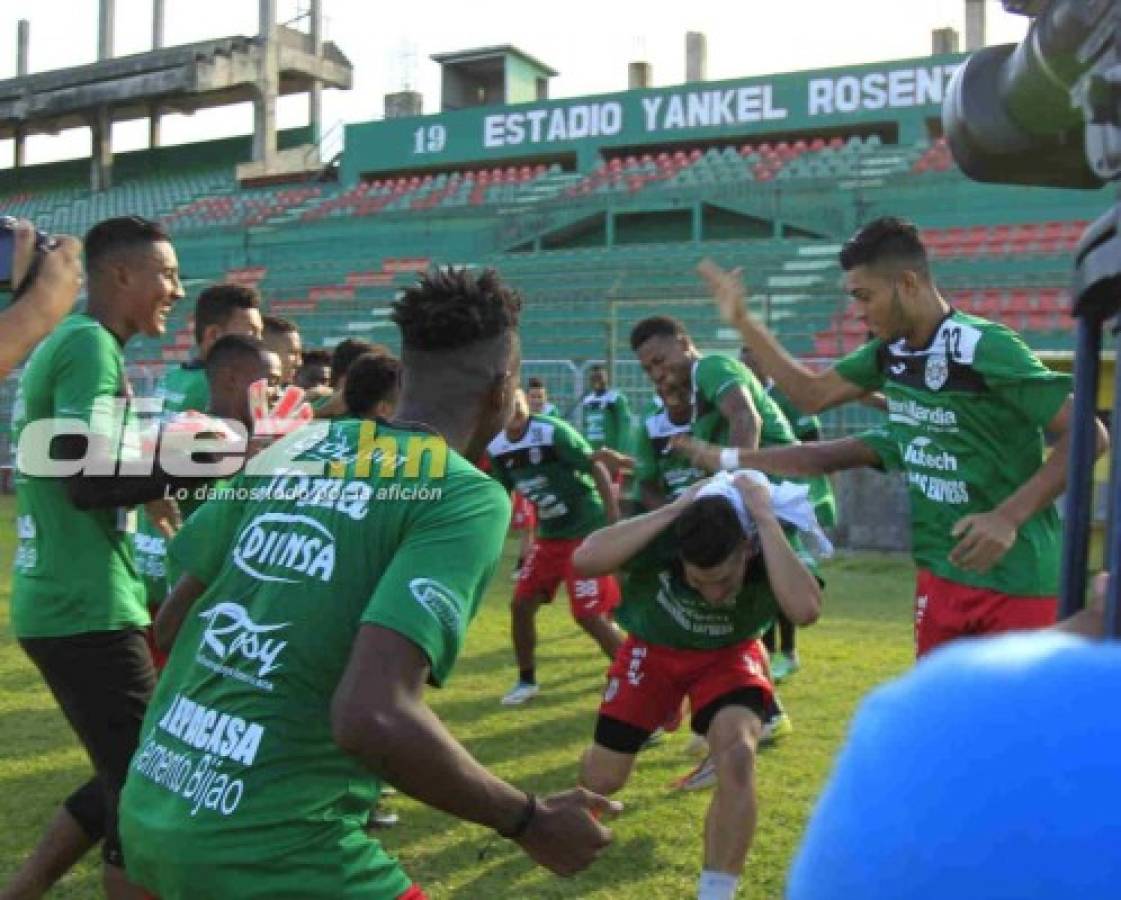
[839, 311, 1071, 597]
[133, 482, 226, 607]
[487, 415, 607, 540]
[580, 389, 632, 453]
[764, 381, 837, 528]
[634, 398, 707, 501]
[158, 361, 209, 415]
[617, 529, 819, 650]
[119, 419, 510, 899]
[691, 354, 795, 448]
[11, 315, 149, 638]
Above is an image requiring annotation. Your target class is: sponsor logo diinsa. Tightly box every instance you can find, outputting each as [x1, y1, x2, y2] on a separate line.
[233, 512, 336, 584]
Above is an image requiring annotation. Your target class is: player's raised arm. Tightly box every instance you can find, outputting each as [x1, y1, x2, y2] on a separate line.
[574, 481, 707, 576]
[734, 475, 822, 626]
[697, 258, 866, 415]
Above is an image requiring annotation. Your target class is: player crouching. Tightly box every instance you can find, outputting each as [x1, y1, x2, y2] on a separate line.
[575, 471, 824, 900]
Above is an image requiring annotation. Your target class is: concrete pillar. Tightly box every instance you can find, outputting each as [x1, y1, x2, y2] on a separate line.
[14, 19, 29, 168]
[628, 62, 651, 90]
[965, 0, 986, 51]
[253, 0, 278, 168]
[91, 107, 113, 191]
[686, 31, 706, 83]
[98, 0, 115, 60]
[384, 91, 422, 119]
[308, 0, 322, 146]
[932, 27, 960, 55]
[149, 0, 165, 147]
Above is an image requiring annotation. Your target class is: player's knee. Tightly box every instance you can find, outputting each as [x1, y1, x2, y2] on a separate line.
[580, 746, 629, 795]
[714, 736, 756, 793]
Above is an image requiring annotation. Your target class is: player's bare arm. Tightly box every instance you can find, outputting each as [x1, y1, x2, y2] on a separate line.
[697, 258, 866, 414]
[734, 475, 822, 626]
[574, 480, 710, 576]
[589, 459, 622, 523]
[331, 625, 619, 876]
[718, 386, 761, 450]
[153, 574, 208, 651]
[671, 434, 882, 478]
[950, 398, 1110, 573]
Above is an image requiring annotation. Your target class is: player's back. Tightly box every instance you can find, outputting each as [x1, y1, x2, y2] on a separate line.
[119, 417, 509, 898]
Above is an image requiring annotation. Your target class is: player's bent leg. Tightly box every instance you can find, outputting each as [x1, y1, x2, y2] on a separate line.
[701, 704, 763, 891]
[0, 798, 99, 900]
[579, 741, 638, 797]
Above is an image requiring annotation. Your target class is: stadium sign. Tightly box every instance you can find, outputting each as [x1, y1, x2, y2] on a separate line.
[344, 53, 966, 179]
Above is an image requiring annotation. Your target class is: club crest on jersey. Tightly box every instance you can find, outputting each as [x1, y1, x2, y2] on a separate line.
[924, 353, 949, 391]
[529, 447, 543, 465]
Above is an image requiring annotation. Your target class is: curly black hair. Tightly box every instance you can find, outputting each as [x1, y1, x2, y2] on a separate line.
[344, 352, 402, 416]
[629, 315, 688, 352]
[839, 216, 929, 278]
[392, 267, 522, 351]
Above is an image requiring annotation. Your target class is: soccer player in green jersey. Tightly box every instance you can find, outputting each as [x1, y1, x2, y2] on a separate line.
[575, 473, 822, 900]
[739, 345, 836, 680]
[343, 352, 401, 421]
[697, 217, 1109, 656]
[580, 365, 633, 455]
[157, 283, 264, 415]
[488, 389, 626, 705]
[6, 216, 189, 900]
[118, 267, 618, 899]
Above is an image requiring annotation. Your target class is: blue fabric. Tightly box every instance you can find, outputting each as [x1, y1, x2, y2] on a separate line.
[789, 633, 1121, 899]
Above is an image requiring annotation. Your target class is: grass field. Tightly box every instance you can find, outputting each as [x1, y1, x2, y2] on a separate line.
[0, 494, 916, 898]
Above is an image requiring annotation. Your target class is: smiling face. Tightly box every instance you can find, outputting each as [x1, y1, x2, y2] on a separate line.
[636, 333, 693, 397]
[124, 240, 184, 338]
[843, 264, 917, 344]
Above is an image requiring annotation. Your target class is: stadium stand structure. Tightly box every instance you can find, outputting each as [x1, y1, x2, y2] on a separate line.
[0, 48, 1111, 447]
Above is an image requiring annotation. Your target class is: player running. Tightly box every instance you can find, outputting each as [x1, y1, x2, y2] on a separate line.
[488, 389, 625, 706]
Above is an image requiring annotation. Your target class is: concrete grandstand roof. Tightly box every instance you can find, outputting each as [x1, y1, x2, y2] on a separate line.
[0, 26, 352, 141]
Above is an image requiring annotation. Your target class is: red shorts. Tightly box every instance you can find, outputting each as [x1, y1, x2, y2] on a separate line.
[510, 493, 537, 531]
[514, 537, 620, 619]
[599, 637, 776, 736]
[398, 886, 428, 900]
[914, 568, 1058, 658]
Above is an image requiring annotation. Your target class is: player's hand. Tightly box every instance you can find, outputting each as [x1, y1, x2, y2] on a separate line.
[949, 510, 1018, 572]
[145, 497, 182, 538]
[514, 787, 621, 876]
[15, 224, 82, 316]
[733, 472, 773, 518]
[591, 448, 635, 476]
[671, 475, 716, 509]
[669, 435, 722, 472]
[697, 258, 749, 326]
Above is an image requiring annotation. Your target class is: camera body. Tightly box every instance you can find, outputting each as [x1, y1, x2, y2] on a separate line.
[943, 0, 1121, 630]
[943, 0, 1119, 188]
[0, 216, 57, 296]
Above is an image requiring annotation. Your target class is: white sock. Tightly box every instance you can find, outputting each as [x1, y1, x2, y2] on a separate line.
[698, 869, 739, 900]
